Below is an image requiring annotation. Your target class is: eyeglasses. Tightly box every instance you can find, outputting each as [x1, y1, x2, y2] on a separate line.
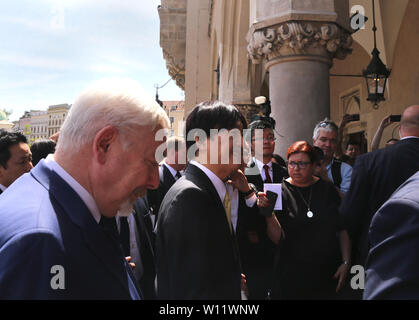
[288, 161, 311, 169]
[252, 136, 276, 142]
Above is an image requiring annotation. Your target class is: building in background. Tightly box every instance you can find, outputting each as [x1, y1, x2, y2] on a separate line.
[18, 111, 32, 142]
[162, 100, 185, 136]
[48, 104, 70, 138]
[30, 110, 49, 143]
[159, 0, 418, 155]
[14, 103, 71, 144]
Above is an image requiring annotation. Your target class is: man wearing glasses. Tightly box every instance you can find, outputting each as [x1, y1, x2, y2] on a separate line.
[312, 119, 353, 197]
[240, 119, 288, 299]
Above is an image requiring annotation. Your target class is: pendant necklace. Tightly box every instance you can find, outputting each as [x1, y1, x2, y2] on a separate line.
[294, 184, 313, 218]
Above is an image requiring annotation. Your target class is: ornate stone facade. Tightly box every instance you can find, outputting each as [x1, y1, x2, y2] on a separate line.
[247, 21, 353, 68]
[158, 0, 187, 90]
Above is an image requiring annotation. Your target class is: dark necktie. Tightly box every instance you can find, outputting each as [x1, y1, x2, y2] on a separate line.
[99, 216, 119, 240]
[175, 171, 182, 180]
[263, 164, 272, 183]
[119, 216, 131, 257]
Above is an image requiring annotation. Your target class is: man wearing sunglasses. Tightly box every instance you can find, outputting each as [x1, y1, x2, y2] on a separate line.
[312, 119, 353, 198]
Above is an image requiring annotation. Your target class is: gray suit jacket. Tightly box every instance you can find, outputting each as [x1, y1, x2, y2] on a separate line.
[364, 171, 419, 299]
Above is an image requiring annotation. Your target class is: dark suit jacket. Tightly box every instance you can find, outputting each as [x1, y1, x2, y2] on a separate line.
[340, 138, 419, 265]
[155, 163, 242, 299]
[0, 160, 140, 299]
[147, 164, 177, 218]
[364, 171, 419, 299]
[132, 197, 156, 299]
[237, 160, 287, 298]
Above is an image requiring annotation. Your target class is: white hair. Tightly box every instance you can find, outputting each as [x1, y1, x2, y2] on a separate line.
[56, 78, 170, 153]
[312, 118, 338, 140]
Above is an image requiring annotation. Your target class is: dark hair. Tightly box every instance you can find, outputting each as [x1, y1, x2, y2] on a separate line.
[313, 146, 324, 163]
[345, 140, 361, 150]
[185, 101, 248, 150]
[272, 153, 286, 167]
[0, 130, 28, 169]
[286, 141, 317, 163]
[30, 139, 56, 166]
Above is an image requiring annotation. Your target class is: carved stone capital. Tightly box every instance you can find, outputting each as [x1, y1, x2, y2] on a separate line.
[247, 21, 352, 68]
[162, 49, 185, 90]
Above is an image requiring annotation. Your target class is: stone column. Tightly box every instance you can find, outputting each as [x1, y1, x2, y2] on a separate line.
[247, 14, 353, 156]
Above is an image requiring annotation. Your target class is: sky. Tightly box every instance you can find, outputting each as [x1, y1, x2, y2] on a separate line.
[0, 0, 184, 121]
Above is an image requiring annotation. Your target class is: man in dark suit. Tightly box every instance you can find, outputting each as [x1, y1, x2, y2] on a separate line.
[0, 79, 170, 299]
[147, 136, 186, 227]
[132, 197, 157, 299]
[364, 171, 419, 299]
[156, 101, 251, 299]
[340, 105, 419, 268]
[239, 120, 287, 299]
[0, 130, 33, 194]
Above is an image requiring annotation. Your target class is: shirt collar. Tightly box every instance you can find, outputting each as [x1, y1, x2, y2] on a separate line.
[254, 157, 272, 172]
[163, 160, 181, 178]
[189, 160, 226, 202]
[44, 154, 102, 224]
[0, 184, 6, 192]
[401, 136, 419, 140]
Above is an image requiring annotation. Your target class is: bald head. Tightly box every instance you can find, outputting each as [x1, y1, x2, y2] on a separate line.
[400, 105, 419, 138]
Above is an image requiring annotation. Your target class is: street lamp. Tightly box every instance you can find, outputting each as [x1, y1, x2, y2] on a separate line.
[362, 0, 391, 109]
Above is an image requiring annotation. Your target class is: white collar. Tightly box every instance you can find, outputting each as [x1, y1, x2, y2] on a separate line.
[0, 184, 7, 192]
[254, 157, 272, 173]
[189, 160, 226, 203]
[163, 160, 182, 178]
[44, 154, 102, 223]
[401, 136, 419, 140]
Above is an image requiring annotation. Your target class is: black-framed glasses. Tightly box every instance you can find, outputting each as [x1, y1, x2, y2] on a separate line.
[288, 161, 311, 169]
[252, 136, 276, 142]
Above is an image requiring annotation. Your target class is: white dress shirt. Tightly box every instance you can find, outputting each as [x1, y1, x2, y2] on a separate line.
[190, 160, 239, 231]
[254, 158, 273, 183]
[44, 154, 102, 223]
[162, 160, 184, 180]
[116, 213, 144, 281]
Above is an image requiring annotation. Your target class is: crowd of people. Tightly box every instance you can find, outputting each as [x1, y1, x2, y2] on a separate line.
[0, 78, 418, 300]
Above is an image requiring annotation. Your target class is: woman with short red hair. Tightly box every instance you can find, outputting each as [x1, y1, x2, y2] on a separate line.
[270, 141, 351, 299]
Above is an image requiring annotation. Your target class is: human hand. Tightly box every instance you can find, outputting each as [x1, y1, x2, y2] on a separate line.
[125, 256, 136, 270]
[379, 115, 392, 129]
[241, 274, 249, 298]
[334, 263, 350, 292]
[340, 114, 352, 128]
[257, 192, 270, 208]
[227, 169, 250, 193]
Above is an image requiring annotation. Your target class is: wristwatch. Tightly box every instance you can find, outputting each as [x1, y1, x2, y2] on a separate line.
[243, 183, 257, 197]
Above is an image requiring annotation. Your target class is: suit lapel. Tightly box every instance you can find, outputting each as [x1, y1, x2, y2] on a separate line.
[31, 161, 137, 298]
[185, 164, 226, 215]
[161, 164, 176, 192]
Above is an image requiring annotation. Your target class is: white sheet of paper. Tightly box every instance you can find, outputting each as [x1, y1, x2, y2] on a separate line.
[263, 183, 282, 210]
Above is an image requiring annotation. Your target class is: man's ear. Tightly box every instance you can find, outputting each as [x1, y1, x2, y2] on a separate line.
[92, 126, 119, 164]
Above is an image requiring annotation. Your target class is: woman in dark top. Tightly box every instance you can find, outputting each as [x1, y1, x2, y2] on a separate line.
[266, 141, 351, 299]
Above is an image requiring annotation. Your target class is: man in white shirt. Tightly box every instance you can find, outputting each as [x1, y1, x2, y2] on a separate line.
[0, 78, 170, 299]
[0, 130, 33, 194]
[147, 136, 186, 222]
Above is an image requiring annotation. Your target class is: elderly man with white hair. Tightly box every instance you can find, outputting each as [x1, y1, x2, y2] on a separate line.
[0, 79, 170, 299]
